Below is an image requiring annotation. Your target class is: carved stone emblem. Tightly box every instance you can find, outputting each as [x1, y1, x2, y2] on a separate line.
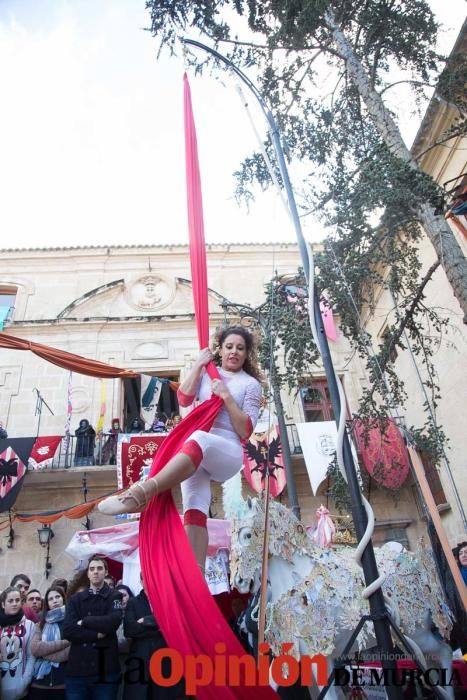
[70, 386, 90, 414]
[128, 275, 174, 311]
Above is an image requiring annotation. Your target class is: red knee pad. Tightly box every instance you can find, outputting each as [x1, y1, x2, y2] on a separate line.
[177, 388, 195, 407]
[180, 439, 203, 469]
[184, 509, 207, 528]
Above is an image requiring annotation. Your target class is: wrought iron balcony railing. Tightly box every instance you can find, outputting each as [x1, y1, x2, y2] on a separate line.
[25, 425, 304, 470]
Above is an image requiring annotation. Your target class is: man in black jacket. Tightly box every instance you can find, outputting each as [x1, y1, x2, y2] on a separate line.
[63, 556, 123, 699]
[123, 573, 186, 699]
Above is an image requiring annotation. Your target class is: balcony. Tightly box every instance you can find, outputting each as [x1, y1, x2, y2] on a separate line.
[25, 427, 303, 472]
[26, 434, 120, 469]
[9, 434, 124, 500]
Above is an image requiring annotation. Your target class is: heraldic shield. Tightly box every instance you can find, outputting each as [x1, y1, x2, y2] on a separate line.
[242, 406, 286, 497]
[0, 438, 35, 512]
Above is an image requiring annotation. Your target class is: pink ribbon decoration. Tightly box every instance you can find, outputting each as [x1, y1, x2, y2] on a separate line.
[320, 299, 337, 341]
[313, 504, 336, 548]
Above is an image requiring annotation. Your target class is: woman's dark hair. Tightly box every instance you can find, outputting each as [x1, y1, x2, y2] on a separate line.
[0, 586, 22, 611]
[454, 541, 467, 567]
[51, 578, 68, 594]
[115, 584, 134, 599]
[66, 569, 90, 598]
[213, 325, 263, 381]
[39, 586, 66, 629]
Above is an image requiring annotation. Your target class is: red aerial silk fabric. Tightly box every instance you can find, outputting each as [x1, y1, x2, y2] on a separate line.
[139, 74, 278, 699]
[184, 73, 210, 355]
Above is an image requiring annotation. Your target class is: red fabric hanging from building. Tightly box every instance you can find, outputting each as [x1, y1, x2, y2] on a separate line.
[0, 332, 139, 378]
[139, 75, 278, 699]
[0, 333, 179, 392]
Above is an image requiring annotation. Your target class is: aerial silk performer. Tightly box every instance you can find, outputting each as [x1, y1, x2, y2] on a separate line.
[99, 75, 279, 699]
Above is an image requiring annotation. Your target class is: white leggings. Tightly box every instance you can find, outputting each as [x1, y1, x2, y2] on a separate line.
[180, 428, 243, 515]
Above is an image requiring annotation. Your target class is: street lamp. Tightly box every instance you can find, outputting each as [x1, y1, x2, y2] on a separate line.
[37, 524, 54, 578]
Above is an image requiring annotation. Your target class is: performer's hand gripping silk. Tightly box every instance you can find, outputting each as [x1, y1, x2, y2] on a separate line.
[99, 326, 262, 572]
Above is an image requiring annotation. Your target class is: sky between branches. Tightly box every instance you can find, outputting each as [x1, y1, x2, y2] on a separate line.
[0, 0, 464, 250]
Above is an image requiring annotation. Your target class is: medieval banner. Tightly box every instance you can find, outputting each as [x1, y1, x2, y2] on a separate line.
[140, 375, 163, 430]
[117, 433, 166, 490]
[0, 438, 36, 511]
[28, 436, 62, 470]
[242, 407, 286, 497]
[296, 421, 336, 495]
[353, 418, 410, 490]
[296, 421, 359, 495]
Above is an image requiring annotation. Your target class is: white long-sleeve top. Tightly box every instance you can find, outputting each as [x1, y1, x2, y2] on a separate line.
[196, 368, 262, 438]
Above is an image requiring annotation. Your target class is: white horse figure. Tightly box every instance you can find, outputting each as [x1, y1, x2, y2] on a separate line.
[230, 497, 454, 699]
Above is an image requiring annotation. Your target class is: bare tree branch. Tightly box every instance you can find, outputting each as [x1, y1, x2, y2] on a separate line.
[375, 258, 441, 381]
[378, 79, 434, 96]
[284, 52, 324, 115]
[210, 36, 322, 52]
[414, 128, 467, 162]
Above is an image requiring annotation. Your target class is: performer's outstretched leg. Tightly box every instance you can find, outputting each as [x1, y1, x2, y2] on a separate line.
[185, 525, 208, 572]
[98, 451, 198, 515]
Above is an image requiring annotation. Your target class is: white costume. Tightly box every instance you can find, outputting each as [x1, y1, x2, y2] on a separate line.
[181, 368, 262, 515]
[0, 615, 35, 700]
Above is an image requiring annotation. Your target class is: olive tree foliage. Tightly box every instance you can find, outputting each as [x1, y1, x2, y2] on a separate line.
[251, 278, 318, 388]
[145, 0, 465, 464]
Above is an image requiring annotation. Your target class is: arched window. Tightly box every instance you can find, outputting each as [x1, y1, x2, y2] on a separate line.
[0, 286, 17, 328]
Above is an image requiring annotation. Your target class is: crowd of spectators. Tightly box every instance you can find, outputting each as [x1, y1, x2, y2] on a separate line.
[1, 544, 465, 699]
[0, 559, 187, 700]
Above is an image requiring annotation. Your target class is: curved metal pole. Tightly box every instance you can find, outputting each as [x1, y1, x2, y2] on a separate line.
[183, 39, 401, 699]
[183, 40, 269, 121]
[184, 39, 310, 270]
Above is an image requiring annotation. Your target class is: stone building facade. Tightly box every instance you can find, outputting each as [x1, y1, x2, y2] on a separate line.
[0, 241, 435, 589]
[1, 24, 466, 588]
